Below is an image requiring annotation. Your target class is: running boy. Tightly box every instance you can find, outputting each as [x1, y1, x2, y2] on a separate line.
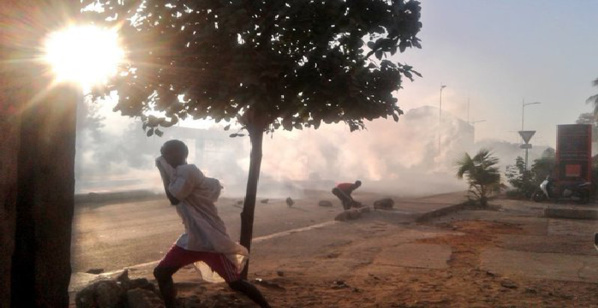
[153, 140, 270, 308]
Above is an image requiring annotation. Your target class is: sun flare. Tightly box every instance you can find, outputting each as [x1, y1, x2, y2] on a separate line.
[44, 25, 124, 88]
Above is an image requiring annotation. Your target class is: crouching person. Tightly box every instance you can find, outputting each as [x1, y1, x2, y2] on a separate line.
[154, 140, 270, 308]
[332, 180, 362, 210]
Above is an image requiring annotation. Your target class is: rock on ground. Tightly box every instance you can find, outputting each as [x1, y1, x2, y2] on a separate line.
[373, 198, 395, 210]
[117, 270, 155, 292]
[127, 288, 165, 308]
[319, 200, 333, 207]
[97, 281, 124, 307]
[76, 270, 164, 308]
[286, 197, 294, 207]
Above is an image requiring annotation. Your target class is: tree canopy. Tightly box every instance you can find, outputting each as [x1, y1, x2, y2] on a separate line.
[83, 0, 422, 134]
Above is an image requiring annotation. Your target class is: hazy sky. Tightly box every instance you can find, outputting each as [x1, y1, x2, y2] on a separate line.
[97, 0, 598, 148]
[82, 0, 598, 192]
[395, 0, 598, 147]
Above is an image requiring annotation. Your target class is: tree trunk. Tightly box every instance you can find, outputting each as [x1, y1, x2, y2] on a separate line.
[239, 125, 264, 279]
[0, 74, 20, 308]
[11, 84, 78, 307]
[2, 2, 78, 306]
[480, 185, 488, 207]
[0, 2, 22, 306]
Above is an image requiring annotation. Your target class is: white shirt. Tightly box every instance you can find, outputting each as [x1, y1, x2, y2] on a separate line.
[157, 157, 248, 276]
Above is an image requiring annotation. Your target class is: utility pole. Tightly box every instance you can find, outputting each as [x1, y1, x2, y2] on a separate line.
[520, 99, 541, 171]
[438, 84, 446, 156]
[467, 96, 470, 124]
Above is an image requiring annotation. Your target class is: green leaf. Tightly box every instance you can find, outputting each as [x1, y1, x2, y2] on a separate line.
[313, 120, 321, 129]
[282, 117, 292, 130]
[399, 42, 407, 53]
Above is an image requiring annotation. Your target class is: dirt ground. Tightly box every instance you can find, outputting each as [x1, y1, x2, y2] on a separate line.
[172, 200, 598, 308]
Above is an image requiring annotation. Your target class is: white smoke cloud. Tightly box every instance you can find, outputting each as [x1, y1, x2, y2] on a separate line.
[256, 106, 472, 197]
[81, 98, 549, 198]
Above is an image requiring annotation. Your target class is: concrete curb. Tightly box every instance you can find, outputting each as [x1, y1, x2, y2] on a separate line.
[75, 190, 162, 205]
[415, 201, 471, 223]
[544, 208, 598, 220]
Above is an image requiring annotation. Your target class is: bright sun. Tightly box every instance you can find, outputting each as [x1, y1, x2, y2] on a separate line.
[44, 25, 124, 88]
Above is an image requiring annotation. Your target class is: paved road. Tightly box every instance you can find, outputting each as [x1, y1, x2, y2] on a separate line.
[71, 190, 466, 273]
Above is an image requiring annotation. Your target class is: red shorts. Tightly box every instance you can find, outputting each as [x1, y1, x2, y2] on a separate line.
[156, 245, 240, 282]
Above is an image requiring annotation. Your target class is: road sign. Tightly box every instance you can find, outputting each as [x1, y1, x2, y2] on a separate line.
[518, 130, 536, 144]
[519, 144, 532, 149]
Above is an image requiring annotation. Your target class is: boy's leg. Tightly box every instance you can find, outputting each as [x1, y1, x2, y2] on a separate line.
[155, 248, 272, 308]
[200, 253, 271, 308]
[154, 245, 202, 308]
[153, 266, 179, 308]
[332, 188, 352, 210]
[228, 280, 271, 308]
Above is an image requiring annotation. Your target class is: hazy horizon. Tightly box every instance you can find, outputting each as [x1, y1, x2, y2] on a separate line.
[75, 0, 598, 195]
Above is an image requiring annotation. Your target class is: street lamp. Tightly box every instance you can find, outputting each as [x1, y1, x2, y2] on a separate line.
[521, 100, 541, 131]
[521, 100, 541, 170]
[438, 85, 447, 154]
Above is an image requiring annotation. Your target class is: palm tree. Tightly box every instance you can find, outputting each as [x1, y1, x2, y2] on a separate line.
[457, 148, 501, 207]
[587, 77, 598, 117]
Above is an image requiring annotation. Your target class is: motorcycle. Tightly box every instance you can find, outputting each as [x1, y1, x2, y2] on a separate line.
[531, 177, 591, 204]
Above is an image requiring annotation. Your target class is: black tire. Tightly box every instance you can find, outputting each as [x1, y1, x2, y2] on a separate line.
[532, 190, 546, 202]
